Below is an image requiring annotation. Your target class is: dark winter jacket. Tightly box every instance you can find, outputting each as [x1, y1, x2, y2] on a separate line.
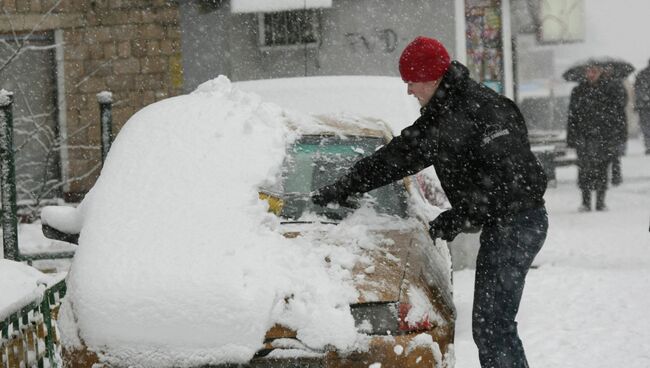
[567, 78, 627, 158]
[634, 64, 650, 111]
[335, 61, 547, 226]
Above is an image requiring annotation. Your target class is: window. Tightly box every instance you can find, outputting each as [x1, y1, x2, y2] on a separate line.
[258, 9, 320, 49]
[275, 136, 408, 221]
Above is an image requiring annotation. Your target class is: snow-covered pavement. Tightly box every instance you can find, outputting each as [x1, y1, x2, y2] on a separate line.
[453, 138, 650, 368]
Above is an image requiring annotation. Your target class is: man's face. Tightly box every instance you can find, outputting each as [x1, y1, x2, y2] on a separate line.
[407, 80, 441, 106]
[585, 66, 604, 83]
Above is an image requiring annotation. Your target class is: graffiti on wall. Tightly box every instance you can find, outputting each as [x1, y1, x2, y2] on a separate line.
[345, 28, 398, 53]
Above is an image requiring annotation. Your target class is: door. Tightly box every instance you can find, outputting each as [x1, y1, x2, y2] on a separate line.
[0, 32, 62, 218]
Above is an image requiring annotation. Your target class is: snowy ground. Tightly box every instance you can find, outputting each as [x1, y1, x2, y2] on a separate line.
[453, 137, 650, 368]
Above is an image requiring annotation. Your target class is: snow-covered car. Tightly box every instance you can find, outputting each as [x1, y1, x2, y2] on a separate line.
[43, 76, 455, 367]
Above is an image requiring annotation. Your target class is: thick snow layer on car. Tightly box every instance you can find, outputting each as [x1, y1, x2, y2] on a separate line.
[41, 205, 82, 234]
[0, 259, 51, 320]
[231, 0, 332, 13]
[235, 76, 421, 133]
[59, 76, 425, 367]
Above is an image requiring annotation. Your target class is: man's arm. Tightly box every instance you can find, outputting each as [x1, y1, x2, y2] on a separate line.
[313, 118, 436, 205]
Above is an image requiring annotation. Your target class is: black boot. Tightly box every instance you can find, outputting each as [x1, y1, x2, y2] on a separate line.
[579, 190, 591, 212]
[596, 190, 607, 211]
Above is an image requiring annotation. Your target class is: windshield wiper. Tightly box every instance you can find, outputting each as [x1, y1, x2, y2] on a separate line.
[259, 190, 361, 222]
[280, 220, 339, 225]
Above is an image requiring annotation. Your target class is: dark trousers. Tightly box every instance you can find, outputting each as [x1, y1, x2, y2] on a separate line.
[473, 207, 548, 368]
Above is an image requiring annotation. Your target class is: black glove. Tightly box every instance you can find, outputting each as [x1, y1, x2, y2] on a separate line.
[429, 210, 465, 242]
[311, 182, 350, 207]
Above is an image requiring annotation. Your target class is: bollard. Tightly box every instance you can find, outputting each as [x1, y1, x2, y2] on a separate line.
[0, 89, 19, 261]
[97, 91, 113, 164]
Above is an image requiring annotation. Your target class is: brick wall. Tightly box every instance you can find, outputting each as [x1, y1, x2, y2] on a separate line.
[0, 0, 183, 200]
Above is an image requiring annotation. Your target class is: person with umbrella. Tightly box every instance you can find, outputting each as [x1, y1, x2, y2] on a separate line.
[565, 60, 630, 211]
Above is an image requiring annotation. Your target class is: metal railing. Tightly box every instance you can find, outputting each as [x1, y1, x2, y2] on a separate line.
[0, 278, 67, 368]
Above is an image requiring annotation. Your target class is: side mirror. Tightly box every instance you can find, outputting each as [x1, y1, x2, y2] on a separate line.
[40, 205, 81, 244]
[259, 191, 284, 215]
[42, 224, 79, 245]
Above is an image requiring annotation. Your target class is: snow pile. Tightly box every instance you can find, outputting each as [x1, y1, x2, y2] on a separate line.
[41, 205, 82, 234]
[17, 221, 77, 256]
[0, 259, 51, 320]
[0, 89, 13, 107]
[96, 91, 113, 104]
[60, 76, 412, 366]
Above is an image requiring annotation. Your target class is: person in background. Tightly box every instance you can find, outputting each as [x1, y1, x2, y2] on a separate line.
[567, 65, 627, 211]
[634, 59, 650, 155]
[313, 36, 548, 368]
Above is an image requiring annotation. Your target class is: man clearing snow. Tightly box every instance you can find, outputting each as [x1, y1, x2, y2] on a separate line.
[312, 36, 548, 368]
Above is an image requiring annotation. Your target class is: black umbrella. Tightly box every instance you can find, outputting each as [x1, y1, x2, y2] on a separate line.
[562, 58, 635, 82]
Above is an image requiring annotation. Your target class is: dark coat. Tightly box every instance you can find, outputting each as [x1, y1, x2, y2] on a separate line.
[338, 61, 547, 226]
[634, 64, 650, 111]
[567, 78, 627, 190]
[567, 78, 627, 153]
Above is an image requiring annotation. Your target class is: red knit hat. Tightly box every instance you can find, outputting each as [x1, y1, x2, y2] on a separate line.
[399, 37, 451, 82]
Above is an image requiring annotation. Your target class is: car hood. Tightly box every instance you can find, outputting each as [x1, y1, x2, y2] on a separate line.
[282, 227, 415, 304]
[350, 229, 413, 304]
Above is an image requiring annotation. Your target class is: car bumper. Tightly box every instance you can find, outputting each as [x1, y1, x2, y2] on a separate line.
[214, 330, 453, 368]
[64, 329, 453, 368]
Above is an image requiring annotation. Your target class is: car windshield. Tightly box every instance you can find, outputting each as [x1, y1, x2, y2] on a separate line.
[273, 135, 409, 221]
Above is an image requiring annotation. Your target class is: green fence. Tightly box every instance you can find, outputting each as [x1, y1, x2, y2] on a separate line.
[0, 278, 66, 368]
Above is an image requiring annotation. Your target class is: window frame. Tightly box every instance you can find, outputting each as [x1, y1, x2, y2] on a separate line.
[257, 9, 321, 51]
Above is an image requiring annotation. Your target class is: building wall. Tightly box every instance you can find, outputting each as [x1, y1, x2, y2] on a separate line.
[1, 0, 458, 199]
[0, 0, 183, 199]
[179, 0, 457, 91]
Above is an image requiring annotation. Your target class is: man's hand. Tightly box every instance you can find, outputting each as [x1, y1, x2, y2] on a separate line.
[429, 209, 465, 242]
[311, 183, 349, 207]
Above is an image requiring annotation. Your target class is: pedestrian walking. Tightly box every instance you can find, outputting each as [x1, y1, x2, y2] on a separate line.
[567, 65, 627, 211]
[634, 59, 650, 155]
[312, 36, 548, 368]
